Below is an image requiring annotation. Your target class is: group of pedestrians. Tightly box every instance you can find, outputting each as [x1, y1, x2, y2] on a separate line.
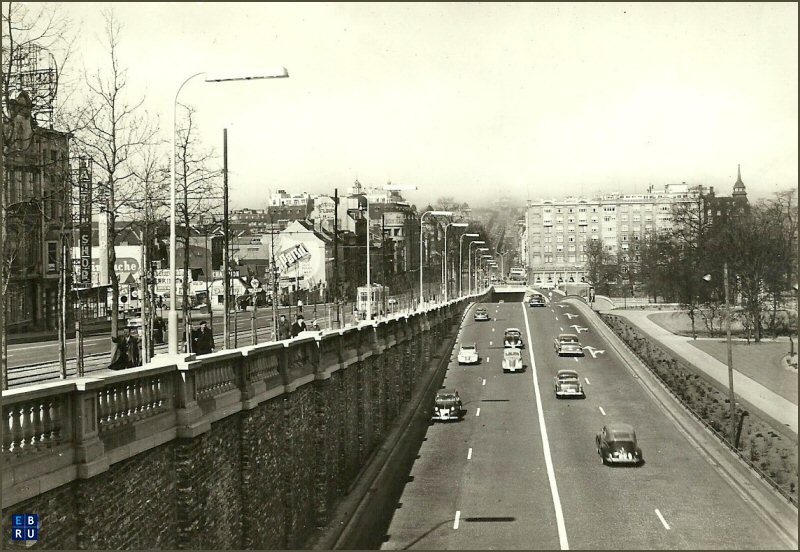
[277, 314, 320, 340]
[108, 328, 142, 370]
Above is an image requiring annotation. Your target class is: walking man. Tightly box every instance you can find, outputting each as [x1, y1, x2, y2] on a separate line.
[278, 314, 292, 340]
[290, 315, 307, 338]
[193, 321, 215, 355]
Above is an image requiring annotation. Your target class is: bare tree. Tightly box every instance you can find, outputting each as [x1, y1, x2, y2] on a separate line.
[70, 9, 157, 338]
[174, 103, 222, 349]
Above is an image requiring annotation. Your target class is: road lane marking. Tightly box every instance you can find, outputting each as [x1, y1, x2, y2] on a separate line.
[584, 378, 590, 385]
[655, 509, 670, 530]
[560, 327, 563, 331]
[492, 328, 495, 332]
[522, 303, 569, 550]
[487, 357, 490, 362]
[476, 408, 480, 417]
[454, 510, 461, 529]
[467, 448, 473, 460]
[489, 341, 492, 346]
[574, 358, 579, 363]
[555, 316, 559, 321]
[598, 406, 606, 416]
[482, 378, 486, 386]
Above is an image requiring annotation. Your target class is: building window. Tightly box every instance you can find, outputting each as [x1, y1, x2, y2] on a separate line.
[47, 241, 58, 273]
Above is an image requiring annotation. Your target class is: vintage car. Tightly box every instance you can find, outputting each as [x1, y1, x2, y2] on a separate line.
[596, 422, 644, 465]
[457, 343, 479, 365]
[553, 369, 585, 398]
[504, 328, 524, 348]
[502, 348, 524, 373]
[432, 389, 464, 422]
[553, 333, 584, 356]
[528, 293, 546, 307]
[474, 307, 491, 321]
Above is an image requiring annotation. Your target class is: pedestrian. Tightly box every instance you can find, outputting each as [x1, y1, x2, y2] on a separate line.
[297, 298, 303, 314]
[291, 315, 307, 337]
[278, 314, 292, 340]
[193, 320, 215, 355]
[124, 328, 141, 367]
[109, 332, 129, 370]
[352, 308, 360, 326]
[310, 319, 321, 331]
[152, 316, 164, 344]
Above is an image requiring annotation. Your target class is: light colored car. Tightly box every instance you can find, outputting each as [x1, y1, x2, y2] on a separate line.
[502, 348, 523, 373]
[553, 333, 584, 356]
[528, 293, 546, 307]
[432, 389, 464, 422]
[553, 369, 585, 398]
[504, 328, 524, 348]
[474, 307, 490, 321]
[457, 343, 479, 365]
[596, 422, 643, 465]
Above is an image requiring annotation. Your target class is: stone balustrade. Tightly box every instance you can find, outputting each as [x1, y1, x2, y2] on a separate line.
[1, 295, 486, 550]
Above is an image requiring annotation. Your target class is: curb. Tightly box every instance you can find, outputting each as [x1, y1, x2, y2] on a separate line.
[567, 298, 798, 548]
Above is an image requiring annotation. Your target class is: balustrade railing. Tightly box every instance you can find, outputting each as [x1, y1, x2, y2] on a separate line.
[97, 371, 175, 433]
[2, 386, 71, 457]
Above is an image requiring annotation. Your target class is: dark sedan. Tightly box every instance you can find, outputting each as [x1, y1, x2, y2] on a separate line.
[596, 422, 644, 465]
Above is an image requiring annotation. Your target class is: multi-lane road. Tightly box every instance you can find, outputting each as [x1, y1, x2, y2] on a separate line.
[382, 295, 795, 549]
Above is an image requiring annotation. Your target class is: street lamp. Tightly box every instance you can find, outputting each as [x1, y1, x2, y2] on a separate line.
[420, 210, 453, 305]
[702, 262, 737, 446]
[444, 222, 468, 300]
[480, 254, 493, 292]
[459, 233, 479, 297]
[467, 241, 485, 295]
[475, 249, 489, 292]
[168, 66, 289, 355]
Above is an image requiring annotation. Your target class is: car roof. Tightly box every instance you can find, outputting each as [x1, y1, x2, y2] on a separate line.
[557, 369, 579, 377]
[605, 422, 636, 439]
[505, 328, 521, 332]
[558, 333, 579, 339]
[461, 343, 476, 348]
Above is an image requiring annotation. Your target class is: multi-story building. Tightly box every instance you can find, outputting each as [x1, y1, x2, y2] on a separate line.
[3, 91, 72, 333]
[525, 183, 701, 284]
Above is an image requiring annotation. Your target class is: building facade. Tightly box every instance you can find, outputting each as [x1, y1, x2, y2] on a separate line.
[3, 91, 71, 333]
[525, 183, 701, 284]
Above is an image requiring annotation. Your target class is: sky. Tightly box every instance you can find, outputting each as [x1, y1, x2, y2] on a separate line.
[47, 2, 800, 209]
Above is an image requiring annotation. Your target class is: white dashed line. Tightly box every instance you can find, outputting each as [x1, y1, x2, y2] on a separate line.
[584, 378, 590, 385]
[555, 316, 559, 321]
[574, 358, 579, 363]
[467, 448, 473, 460]
[454, 510, 461, 529]
[492, 327, 495, 332]
[560, 327, 564, 332]
[655, 509, 670, 530]
[476, 408, 481, 417]
[487, 357, 490, 362]
[489, 341, 492, 346]
[598, 406, 606, 416]
[482, 378, 486, 386]
[522, 304, 569, 550]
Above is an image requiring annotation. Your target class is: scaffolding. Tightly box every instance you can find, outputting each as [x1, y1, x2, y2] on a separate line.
[6, 43, 58, 128]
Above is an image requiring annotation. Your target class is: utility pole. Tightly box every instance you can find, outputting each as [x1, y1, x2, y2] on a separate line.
[269, 209, 279, 340]
[333, 188, 340, 327]
[724, 262, 737, 446]
[223, 128, 230, 349]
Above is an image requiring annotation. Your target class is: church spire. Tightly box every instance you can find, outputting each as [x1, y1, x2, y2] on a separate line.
[732, 164, 747, 199]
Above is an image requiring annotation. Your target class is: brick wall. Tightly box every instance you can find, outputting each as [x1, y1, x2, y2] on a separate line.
[2, 302, 472, 550]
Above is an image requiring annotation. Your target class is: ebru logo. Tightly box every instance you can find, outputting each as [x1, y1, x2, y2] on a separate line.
[11, 514, 38, 541]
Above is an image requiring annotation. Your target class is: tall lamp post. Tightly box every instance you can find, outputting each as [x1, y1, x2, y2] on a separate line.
[467, 242, 486, 294]
[168, 67, 289, 355]
[419, 210, 453, 305]
[703, 262, 737, 445]
[474, 248, 489, 292]
[459, 233, 480, 297]
[480, 254, 493, 292]
[444, 222, 468, 300]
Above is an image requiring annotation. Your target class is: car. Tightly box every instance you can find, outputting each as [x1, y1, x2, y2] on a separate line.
[432, 389, 464, 422]
[553, 333, 584, 356]
[504, 328, 524, 348]
[596, 423, 643, 465]
[528, 293, 546, 307]
[553, 369, 585, 398]
[502, 348, 524, 372]
[457, 343, 479, 365]
[474, 307, 490, 321]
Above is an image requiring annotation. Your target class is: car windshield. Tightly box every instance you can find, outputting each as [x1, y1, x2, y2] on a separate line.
[505, 350, 521, 357]
[608, 440, 637, 451]
[560, 336, 578, 343]
[437, 394, 457, 401]
[558, 373, 578, 380]
[506, 332, 520, 338]
[461, 345, 475, 350]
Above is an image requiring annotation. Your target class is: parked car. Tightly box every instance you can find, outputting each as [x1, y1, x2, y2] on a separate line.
[528, 293, 546, 307]
[553, 333, 584, 356]
[502, 348, 524, 373]
[596, 422, 643, 465]
[553, 369, 585, 398]
[474, 307, 490, 321]
[432, 389, 464, 422]
[504, 328, 524, 348]
[457, 343, 479, 365]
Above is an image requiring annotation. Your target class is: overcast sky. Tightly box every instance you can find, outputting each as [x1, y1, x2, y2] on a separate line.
[58, 2, 797, 209]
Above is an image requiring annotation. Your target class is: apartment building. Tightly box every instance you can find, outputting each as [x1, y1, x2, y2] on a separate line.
[525, 183, 700, 284]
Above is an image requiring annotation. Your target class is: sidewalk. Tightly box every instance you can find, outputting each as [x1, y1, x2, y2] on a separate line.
[604, 307, 797, 436]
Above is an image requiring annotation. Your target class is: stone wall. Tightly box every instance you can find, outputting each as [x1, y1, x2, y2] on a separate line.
[2, 297, 477, 550]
